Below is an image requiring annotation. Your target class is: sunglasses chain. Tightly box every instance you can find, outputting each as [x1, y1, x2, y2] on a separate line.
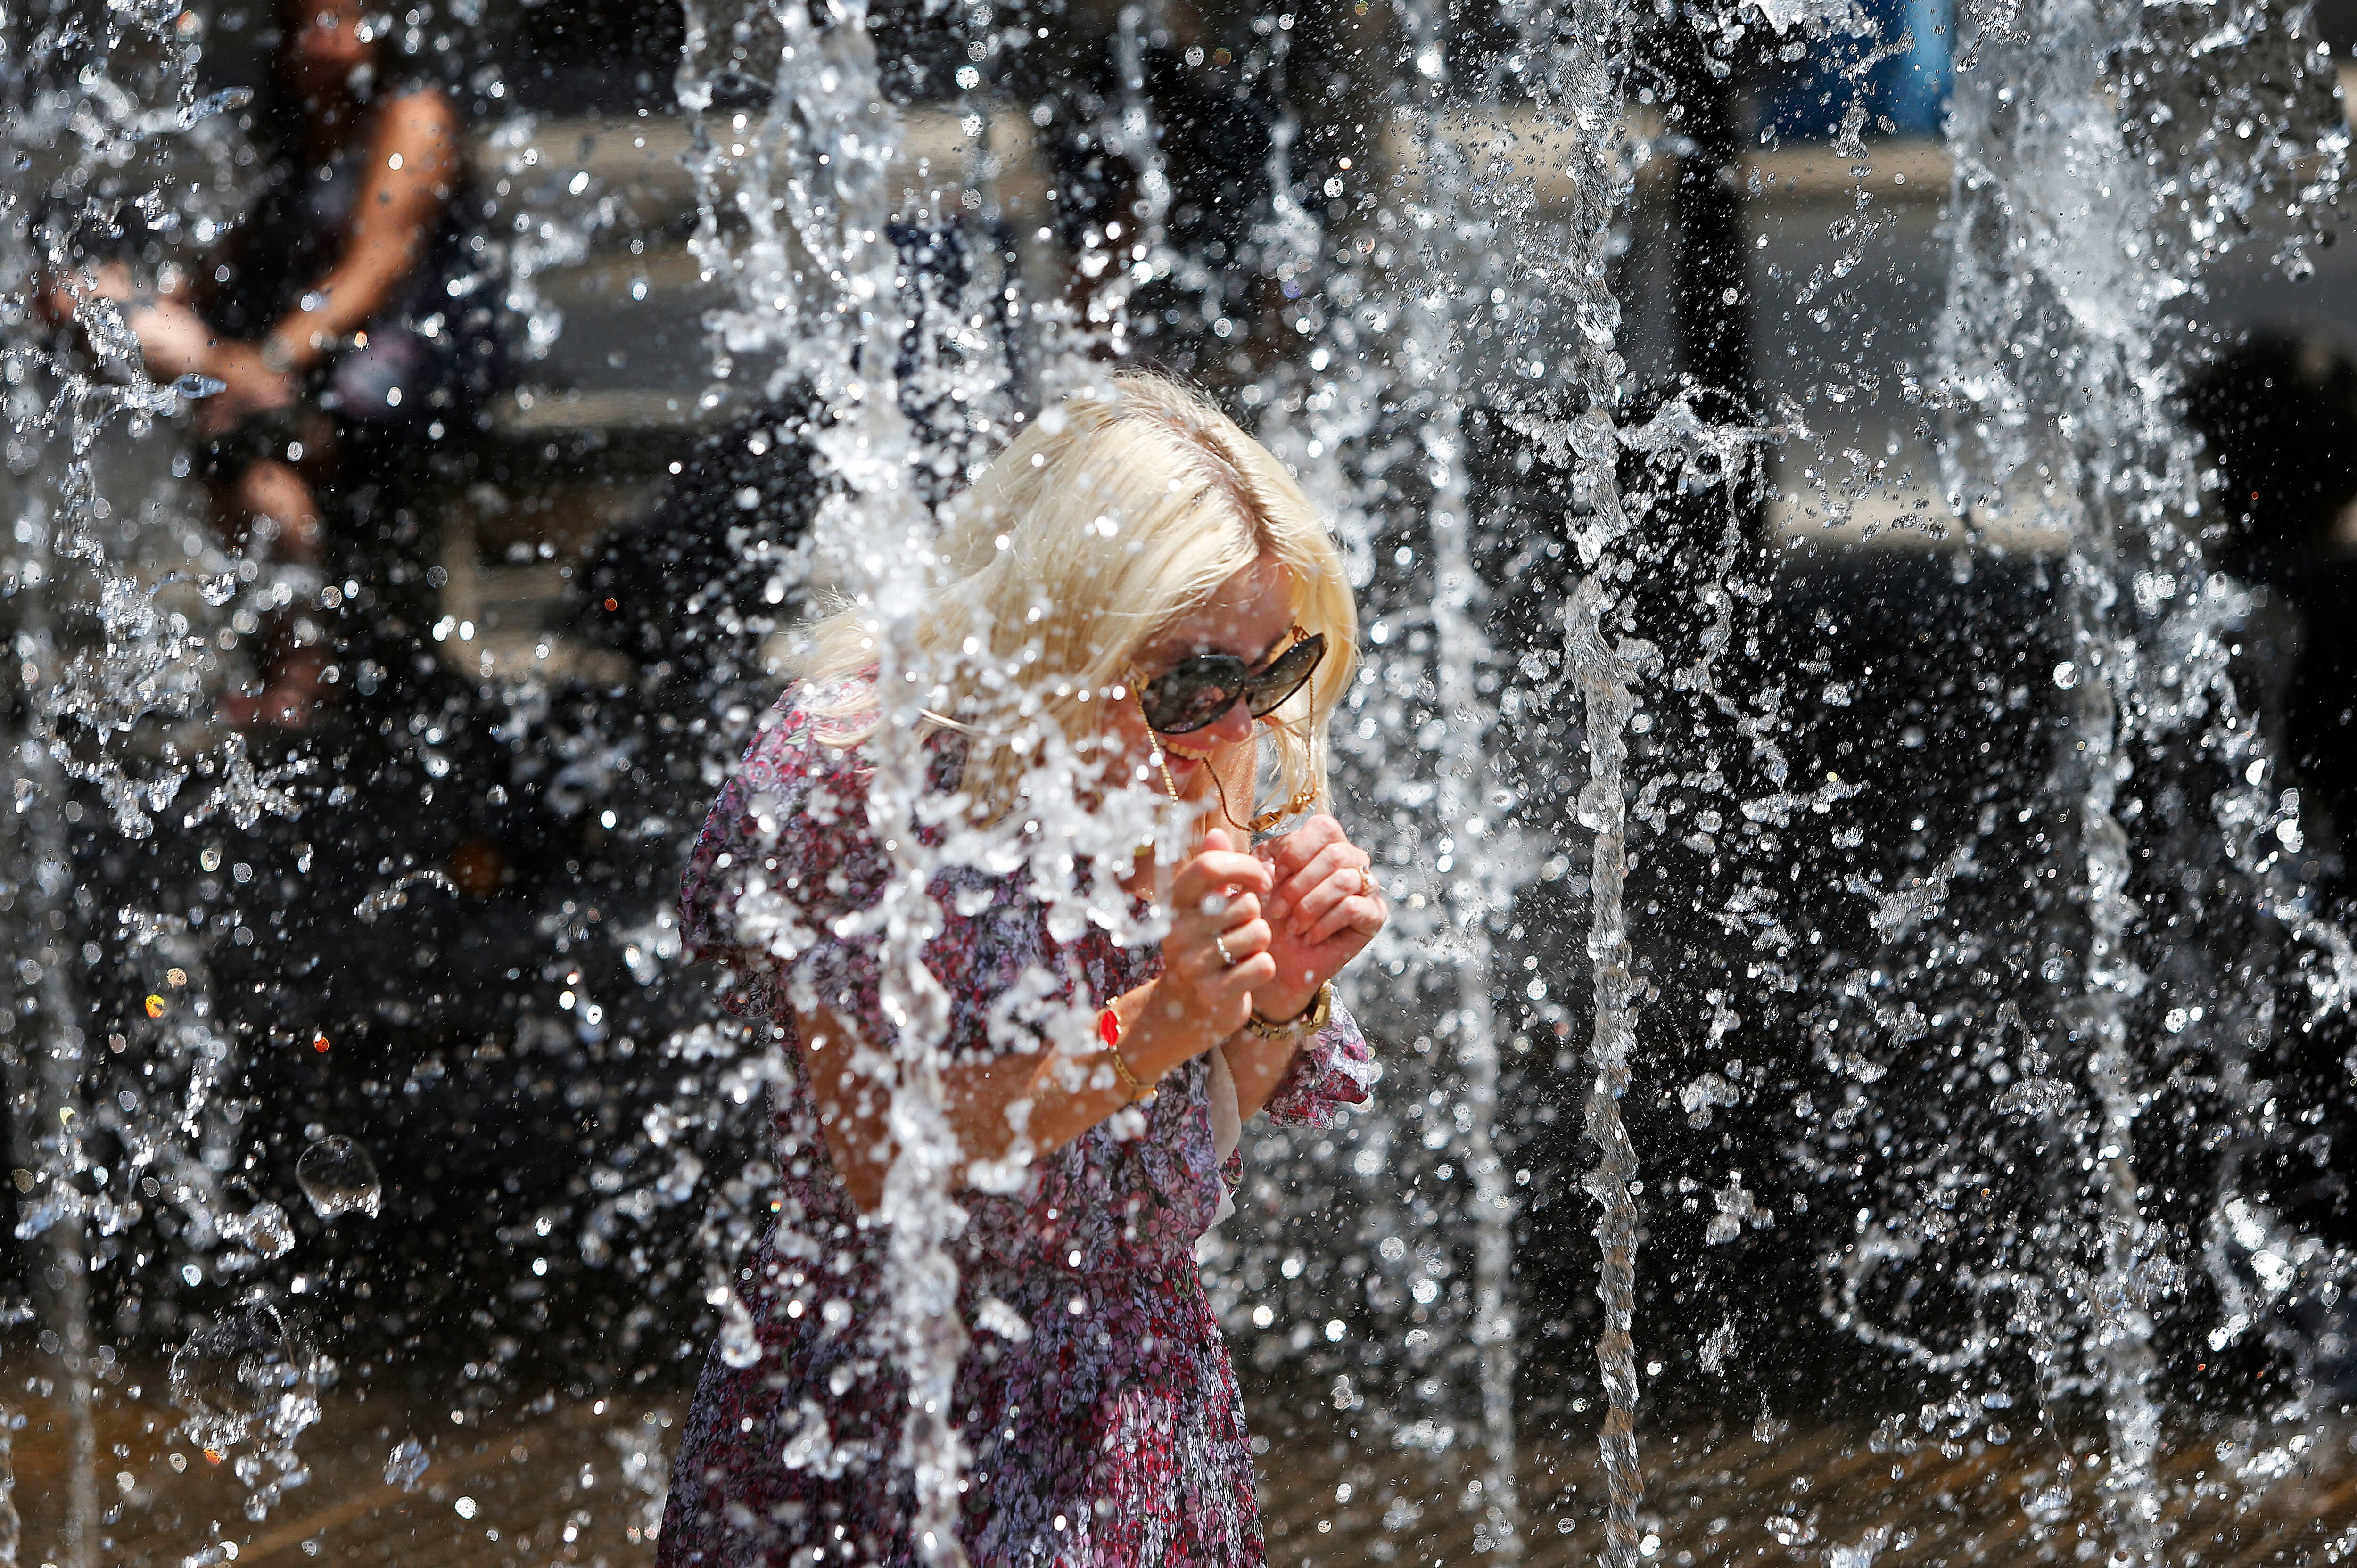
[1133, 683, 1311, 837]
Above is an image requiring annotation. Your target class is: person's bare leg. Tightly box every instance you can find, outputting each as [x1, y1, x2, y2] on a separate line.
[218, 459, 333, 729]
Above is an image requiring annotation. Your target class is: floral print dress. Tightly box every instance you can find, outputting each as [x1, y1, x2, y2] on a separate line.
[660, 682, 1374, 1568]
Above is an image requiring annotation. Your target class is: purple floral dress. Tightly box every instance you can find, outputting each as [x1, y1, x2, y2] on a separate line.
[660, 682, 1373, 1568]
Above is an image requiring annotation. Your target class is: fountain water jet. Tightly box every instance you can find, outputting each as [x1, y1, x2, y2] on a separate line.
[674, 1, 983, 1556]
[0, 3, 250, 1560]
[1384, 0, 1524, 1553]
[1508, 2, 1653, 1559]
[1859, 0, 2357, 1550]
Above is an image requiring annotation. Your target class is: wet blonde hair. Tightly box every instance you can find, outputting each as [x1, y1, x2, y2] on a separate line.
[798, 374, 1359, 820]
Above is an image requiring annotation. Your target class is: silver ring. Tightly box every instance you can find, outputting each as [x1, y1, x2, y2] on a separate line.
[1214, 934, 1236, 968]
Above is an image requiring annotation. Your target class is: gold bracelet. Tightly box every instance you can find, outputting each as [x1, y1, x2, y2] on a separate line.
[1097, 1006, 1155, 1104]
[1245, 980, 1331, 1042]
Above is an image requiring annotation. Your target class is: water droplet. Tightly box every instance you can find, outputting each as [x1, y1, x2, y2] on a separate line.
[311, 1032, 331, 1054]
[454, 1496, 478, 1520]
[165, 967, 188, 988]
[170, 1303, 308, 1451]
[144, 994, 167, 1019]
[718, 1294, 760, 1368]
[226, 1201, 294, 1259]
[296, 1136, 381, 1219]
[385, 1437, 428, 1491]
[199, 847, 221, 872]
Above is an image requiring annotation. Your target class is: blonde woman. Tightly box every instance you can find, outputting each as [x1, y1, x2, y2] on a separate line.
[664, 375, 1387, 1566]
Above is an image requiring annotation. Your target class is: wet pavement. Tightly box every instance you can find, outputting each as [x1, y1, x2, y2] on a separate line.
[11, 1378, 672, 1568]
[14, 1374, 2357, 1566]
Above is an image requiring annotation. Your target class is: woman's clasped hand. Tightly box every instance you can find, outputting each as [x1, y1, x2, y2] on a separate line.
[1156, 828, 1278, 1038]
[1154, 817, 1386, 1038]
[1255, 813, 1387, 1015]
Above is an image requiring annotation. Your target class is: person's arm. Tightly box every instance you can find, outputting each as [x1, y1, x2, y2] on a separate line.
[794, 1003, 1080, 1216]
[50, 262, 216, 379]
[1221, 1029, 1304, 1123]
[794, 979, 1214, 1213]
[799, 832, 1277, 1214]
[259, 89, 460, 373]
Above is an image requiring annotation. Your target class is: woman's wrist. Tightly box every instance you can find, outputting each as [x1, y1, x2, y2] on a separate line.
[1096, 1006, 1157, 1103]
[1248, 979, 1331, 1034]
[1109, 978, 1231, 1084]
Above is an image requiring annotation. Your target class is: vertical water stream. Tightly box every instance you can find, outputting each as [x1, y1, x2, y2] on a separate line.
[0, 0, 243, 1556]
[1387, 2, 1522, 1555]
[674, 2, 975, 1557]
[1937, 2, 2179, 1541]
[10, 630, 97, 1568]
[1936, 0, 2348, 1549]
[1514, 1, 1650, 1560]
[0, 1410, 18, 1568]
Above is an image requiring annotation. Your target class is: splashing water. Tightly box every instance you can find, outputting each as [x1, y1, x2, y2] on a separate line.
[673, 0, 991, 1551]
[1508, 1, 1653, 1558]
[0, 0, 626, 1552]
[0, 1409, 17, 1568]
[351, 868, 459, 922]
[1842, 0, 2352, 1554]
[166, 1300, 323, 1496]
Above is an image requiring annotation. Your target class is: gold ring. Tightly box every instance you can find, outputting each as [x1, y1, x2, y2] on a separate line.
[1358, 866, 1375, 897]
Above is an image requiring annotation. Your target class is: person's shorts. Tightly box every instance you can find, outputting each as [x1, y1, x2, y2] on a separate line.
[199, 404, 318, 480]
[198, 328, 466, 480]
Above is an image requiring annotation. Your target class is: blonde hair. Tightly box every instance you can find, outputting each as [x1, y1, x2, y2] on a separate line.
[797, 374, 1359, 820]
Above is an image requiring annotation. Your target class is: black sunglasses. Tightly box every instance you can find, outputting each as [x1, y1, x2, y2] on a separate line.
[1130, 627, 1327, 735]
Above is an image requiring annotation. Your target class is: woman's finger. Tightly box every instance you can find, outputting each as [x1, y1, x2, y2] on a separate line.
[1220, 916, 1271, 958]
[1172, 893, 1260, 953]
[1196, 918, 1270, 975]
[1174, 850, 1272, 906]
[1261, 813, 1344, 879]
[1275, 842, 1370, 919]
[1180, 935, 1231, 985]
[1284, 868, 1367, 933]
[1206, 952, 1277, 1013]
[1178, 915, 1269, 982]
[1303, 892, 1386, 946]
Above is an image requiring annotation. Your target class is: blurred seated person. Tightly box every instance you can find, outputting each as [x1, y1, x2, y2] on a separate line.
[54, 0, 474, 726]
